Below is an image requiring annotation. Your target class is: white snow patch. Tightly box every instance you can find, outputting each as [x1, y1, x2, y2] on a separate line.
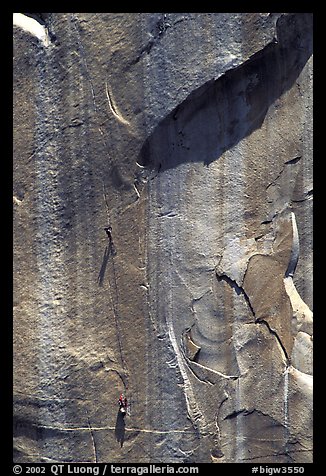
[13, 13, 50, 47]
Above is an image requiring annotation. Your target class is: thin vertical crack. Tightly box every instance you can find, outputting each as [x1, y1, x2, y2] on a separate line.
[70, 14, 103, 136]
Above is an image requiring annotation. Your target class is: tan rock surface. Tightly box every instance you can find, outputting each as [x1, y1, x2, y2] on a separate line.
[13, 13, 313, 463]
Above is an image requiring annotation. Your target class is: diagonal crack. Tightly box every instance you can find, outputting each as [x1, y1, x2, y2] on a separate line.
[216, 272, 289, 364]
[266, 156, 301, 190]
[255, 319, 289, 364]
[224, 408, 255, 420]
[216, 273, 256, 318]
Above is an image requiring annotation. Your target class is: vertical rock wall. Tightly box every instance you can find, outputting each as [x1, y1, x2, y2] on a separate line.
[13, 13, 313, 463]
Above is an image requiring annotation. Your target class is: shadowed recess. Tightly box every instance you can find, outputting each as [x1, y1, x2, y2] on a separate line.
[137, 13, 312, 172]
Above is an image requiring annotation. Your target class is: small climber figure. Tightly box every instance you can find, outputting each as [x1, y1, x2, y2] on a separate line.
[118, 393, 128, 414]
[104, 225, 112, 241]
[104, 225, 117, 256]
[118, 393, 124, 407]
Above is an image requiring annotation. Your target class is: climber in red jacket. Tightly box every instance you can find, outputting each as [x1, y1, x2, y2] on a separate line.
[118, 393, 128, 413]
[118, 393, 124, 408]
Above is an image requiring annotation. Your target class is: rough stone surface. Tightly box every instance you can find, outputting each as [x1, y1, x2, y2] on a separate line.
[13, 13, 313, 463]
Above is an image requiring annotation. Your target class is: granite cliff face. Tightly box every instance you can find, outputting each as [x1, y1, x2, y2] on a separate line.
[13, 13, 313, 463]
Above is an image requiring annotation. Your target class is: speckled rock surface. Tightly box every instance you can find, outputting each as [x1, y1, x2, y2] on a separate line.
[13, 13, 313, 463]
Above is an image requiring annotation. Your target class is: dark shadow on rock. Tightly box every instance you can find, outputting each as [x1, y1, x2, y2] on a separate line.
[97, 245, 110, 286]
[115, 410, 126, 447]
[97, 242, 117, 286]
[22, 13, 49, 25]
[137, 13, 312, 173]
